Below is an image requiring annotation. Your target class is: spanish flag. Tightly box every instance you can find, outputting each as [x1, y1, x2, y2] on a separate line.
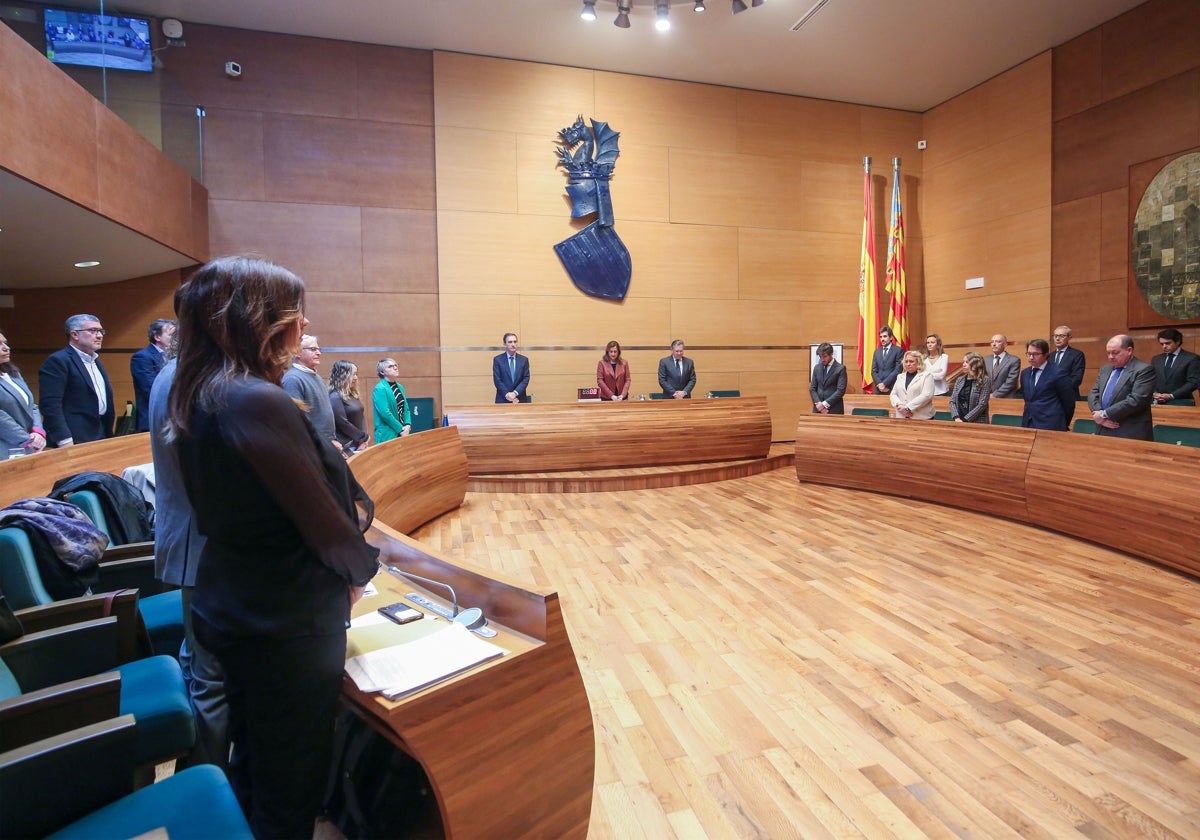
[886, 161, 908, 351]
[856, 160, 880, 392]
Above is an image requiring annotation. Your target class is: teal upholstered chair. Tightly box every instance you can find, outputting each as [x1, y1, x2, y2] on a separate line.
[1, 715, 249, 840]
[408, 396, 437, 433]
[1072, 418, 1098, 434]
[649, 393, 668, 400]
[933, 411, 953, 421]
[707, 389, 741, 398]
[0, 617, 194, 773]
[990, 413, 1022, 427]
[1153, 425, 1200, 447]
[850, 407, 889, 416]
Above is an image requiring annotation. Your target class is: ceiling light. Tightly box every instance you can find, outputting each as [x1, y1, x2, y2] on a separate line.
[655, 1, 670, 30]
[581, 0, 597, 21]
[74, 260, 101, 268]
[614, 1, 630, 27]
[694, 0, 706, 10]
[752, 0, 765, 6]
[732, 0, 748, 12]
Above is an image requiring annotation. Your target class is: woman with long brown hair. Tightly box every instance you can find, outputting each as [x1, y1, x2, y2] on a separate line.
[166, 256, 379, 837]
[596, 340, 631, 401]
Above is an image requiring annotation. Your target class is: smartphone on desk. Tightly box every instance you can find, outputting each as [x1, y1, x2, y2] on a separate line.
[378, 602, 424, 625]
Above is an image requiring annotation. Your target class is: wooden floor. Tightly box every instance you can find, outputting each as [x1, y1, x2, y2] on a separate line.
[412, 468, 1200, 839]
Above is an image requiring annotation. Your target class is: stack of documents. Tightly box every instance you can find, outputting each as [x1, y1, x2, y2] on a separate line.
[345, 622, 506, 699]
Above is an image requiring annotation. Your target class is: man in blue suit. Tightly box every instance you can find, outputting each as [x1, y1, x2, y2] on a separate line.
[1020, 339, 1076, 431]
[1049, 325, 1087, 400]
[130, 318, 175, 432]
[658, 339, 697, 398]
[493, 332, 530, 403]
[37, 313, 114, 446]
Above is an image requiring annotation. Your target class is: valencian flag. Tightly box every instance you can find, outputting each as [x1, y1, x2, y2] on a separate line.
[856, 158, 880, 392]
[885, 158, 909, 350]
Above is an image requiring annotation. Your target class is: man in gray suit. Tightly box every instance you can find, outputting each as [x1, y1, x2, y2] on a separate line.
[985, 333, 1020, 398]
[809, 342, 847, 414]
[149, 357, 229, 769]
[1087, 334, 1156, 441]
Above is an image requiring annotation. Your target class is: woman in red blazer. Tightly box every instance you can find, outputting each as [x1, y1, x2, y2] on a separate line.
[596, 340, 631, 401]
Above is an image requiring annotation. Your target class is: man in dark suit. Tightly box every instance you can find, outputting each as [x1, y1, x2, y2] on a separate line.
[1151, 327, 1200, 406]
[870, 326, 902, 395]
[1020, 339, 1075, 431]
[809, 342, 847, 414]
[492, 332, 530, 403]
[1087, 334, 1156, 440]
[985, 333, 1020, 398]
[657, 339, 696, 399]
[37, 313, 114, 446]
[130, 318, 175, 432]
[1049, 325, 1087, 400]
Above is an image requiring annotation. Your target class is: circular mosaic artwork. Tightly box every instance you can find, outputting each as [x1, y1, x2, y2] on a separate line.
[1131, 151, 1199, 320]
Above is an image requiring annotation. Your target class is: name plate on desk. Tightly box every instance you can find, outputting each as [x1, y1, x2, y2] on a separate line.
[577, 388, 601, 402]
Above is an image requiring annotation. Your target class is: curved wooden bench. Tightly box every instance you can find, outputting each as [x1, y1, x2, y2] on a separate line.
[446, 396, 773, 475]
[0, 434, 152, 508]
[348, 426, 468, 534]
[793, 414, 1200, 578]
[842, 393, 1200, 430]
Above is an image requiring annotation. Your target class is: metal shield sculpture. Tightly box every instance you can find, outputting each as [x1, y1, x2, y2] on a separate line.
[554, 117, 632, 301]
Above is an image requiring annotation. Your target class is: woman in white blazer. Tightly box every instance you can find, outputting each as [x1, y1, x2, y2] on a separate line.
[923, 333, 950, 395]
[890, 350, 936, 419]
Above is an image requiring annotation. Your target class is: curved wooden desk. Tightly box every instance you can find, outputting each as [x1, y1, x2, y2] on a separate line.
[446, 396, 773, 474]
[0, 428, 596, 839]
[793, 414, 1200, 578]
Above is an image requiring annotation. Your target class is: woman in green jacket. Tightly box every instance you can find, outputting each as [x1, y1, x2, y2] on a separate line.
[372, 357, 411, 443]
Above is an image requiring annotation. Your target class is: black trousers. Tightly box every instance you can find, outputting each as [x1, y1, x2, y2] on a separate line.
[214, 631, 346, 839]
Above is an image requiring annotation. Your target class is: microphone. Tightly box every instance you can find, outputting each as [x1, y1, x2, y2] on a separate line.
[386, 565, 459, 617]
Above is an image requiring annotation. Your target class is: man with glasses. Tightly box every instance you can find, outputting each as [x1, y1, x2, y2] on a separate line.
[37, 313, 114, 446]
[282, 334, 340, 451]
[1151, 328, 1199, 405]
[1020, 339, 1075, 431]
[1048, 325, 1087, 400]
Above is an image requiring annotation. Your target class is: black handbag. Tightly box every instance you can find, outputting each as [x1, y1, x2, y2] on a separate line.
[0, 594, 24, 645]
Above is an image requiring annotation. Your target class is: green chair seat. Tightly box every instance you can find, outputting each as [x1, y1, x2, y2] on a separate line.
[1153, 425, 1200, 447]
[1072, 418, 1098, 434]
[990, 414, 1022, 427]
[850, 407, 889, 417]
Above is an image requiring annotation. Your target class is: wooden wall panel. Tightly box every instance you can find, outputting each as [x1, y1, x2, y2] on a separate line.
[1099, 0, 1200, 103]
[668, 149, 803, 229]
[594, 72, 737, 152]
[1098, 188, 1129, 283]
[264, 114, 435, 208]
[434, 53, 594, 136]
[355, 45, 433, 126]
[736, 90, 863, 162]
[925, 290, 1048, 350]
[1052, 29, 1102, 121]
[669, 299, 806, 346]
[1051, 196, 1102, 288]
[798, 161, 864, 234]
[738, 229, 858, 301]
[436, 211, 578, 295]
[200, 108, 267, 201]
[516, 133, 574, 218]
[618, 221, 739, 299]
[439, 295, 523, 346]
[516, 299, 672, 348]
[598, 142, 670, 223]
[304, 291, 440, 349]
[362, 209, 439, 294]
[437, 127, 518, 213]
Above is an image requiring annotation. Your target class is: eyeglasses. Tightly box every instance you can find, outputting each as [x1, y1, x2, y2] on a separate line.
[76, 327, 106, 336]
[1026, 351, 1045, 357]
[1052, 333, 1069, 338]
[302, 346, 321, 353]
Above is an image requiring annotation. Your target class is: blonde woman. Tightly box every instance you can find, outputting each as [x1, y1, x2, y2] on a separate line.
[924, 333, 950, 395]
[949, 351, 991, 423]
[889, 350, 936, 419]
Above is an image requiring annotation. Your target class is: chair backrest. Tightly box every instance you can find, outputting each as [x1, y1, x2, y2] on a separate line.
[990, 414, 1022, 427]
[0, 656, 20, 701]
[1072, 418, 1099, 434]
[933, 411, 953, 421]
[1153, 424, 1200, 447]
[708, 390, 741, 398]
[0, 528, 55, 609]
[649, 393, 668, 400]
[407, 397, 437, 433]
[65, 490, 111, 538]
[850, 407, 889, 416]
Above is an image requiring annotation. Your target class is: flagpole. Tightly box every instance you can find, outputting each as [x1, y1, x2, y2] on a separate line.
[857, 156, 880, 392]
[886, 157, 909, 352]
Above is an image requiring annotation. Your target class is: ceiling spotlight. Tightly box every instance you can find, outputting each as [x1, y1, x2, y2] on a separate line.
[694, 0, 706, 10]
[580, 0, 596, 20]
[74, 260, 101, 268]
[614, 1, 631, 27]
[655, 1, 670, 30]
[732, 0, 748, 13]
[752, 0, 765, 5]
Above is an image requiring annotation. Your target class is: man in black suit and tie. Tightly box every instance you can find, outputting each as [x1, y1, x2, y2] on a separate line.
[1151, 327, 1200, 405]
[1088, 334, 1156, 440]
[130, 318, 175, 432]
[37, 313, 114, 447]
[1049, 325, 1087, 400]
[870, 327, 902, 395]
[810, 342, 847, 414]
[985, 333, 1021, 398]
[658, 339, 696, 399]
[493, 332, 530, 403]
[1020, 339, 1075, 431]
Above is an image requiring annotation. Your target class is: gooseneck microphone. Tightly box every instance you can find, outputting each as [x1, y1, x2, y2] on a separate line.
[386, 565, 459, 616]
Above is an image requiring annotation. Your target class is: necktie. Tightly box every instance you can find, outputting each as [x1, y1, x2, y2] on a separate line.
[993, 356, 1001, 380]
[676, 359, 682, 377]
[1101, 367, 1123, 409]
[1055, 350, 1064, 365]
[509, 356, 515, 380]
[1032, 367, 1041, 389]
[1165, 353, 1174, 372]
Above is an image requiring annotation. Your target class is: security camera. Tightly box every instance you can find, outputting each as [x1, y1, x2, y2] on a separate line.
[225, 61, 242, 78]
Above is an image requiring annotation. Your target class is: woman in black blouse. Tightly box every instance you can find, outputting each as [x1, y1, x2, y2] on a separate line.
[327, 360, 369, 453]
[949, 351, 992, 423]
[167, 256, 380, 838]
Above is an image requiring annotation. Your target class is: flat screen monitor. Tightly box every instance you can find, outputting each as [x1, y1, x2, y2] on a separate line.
[44, 7, 153, 73]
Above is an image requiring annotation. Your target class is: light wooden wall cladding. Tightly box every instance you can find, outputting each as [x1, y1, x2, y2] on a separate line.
[434, 52, 923, 439]
[921, 53, 1053, 348]
[164, 23, 443, 413]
